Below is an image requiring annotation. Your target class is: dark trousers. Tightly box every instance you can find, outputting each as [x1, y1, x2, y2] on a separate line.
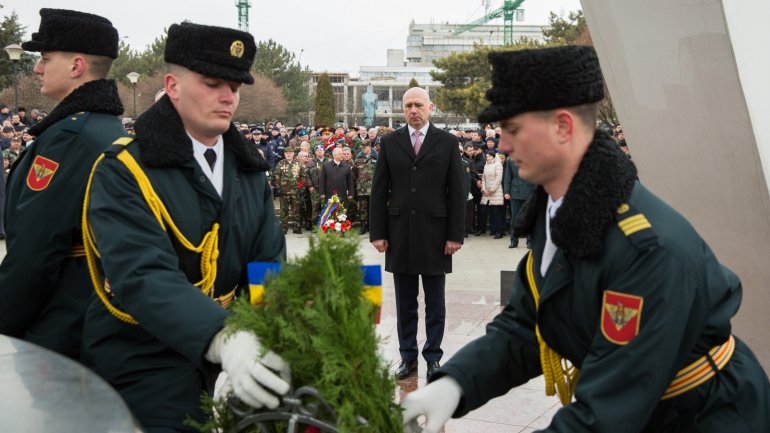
[472, 193, 482, 232]
[464, 199, 474, 234]
[478, 203, 504, 235]
[510, 198, 531, 246]
[393, 273, 445, 362]
[0, 171, 5, 236]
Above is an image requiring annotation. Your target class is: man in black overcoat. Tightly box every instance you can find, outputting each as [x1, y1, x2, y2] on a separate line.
[369, 87, 465, 380]
[319, 146, 353, 206]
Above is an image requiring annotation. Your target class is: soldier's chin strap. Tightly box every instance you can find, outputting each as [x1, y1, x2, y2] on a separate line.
[82, 137, 220, 325]
[526, 251, 580, 406]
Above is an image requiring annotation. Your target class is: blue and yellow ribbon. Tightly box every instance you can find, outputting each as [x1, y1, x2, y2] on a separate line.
[247, 262, 282, 305]
[247, 262, 382, 323]
[318, 195, 340, 228]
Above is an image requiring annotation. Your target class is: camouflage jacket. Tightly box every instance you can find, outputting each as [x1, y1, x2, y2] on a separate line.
[354, 154, 377, 196]
[272, 159, 306, 195]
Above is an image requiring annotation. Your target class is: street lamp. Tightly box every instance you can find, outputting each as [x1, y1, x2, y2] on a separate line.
[3, 44, 23, 113]
[126, 71, 141, 118]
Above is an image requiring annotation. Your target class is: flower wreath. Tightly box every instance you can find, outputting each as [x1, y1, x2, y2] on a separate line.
[318, 194, 352, 234]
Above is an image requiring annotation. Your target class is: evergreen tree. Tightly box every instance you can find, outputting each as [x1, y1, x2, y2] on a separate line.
[542, 11, 587, 45]
[109, 33, 167, 87]
[407, 78, 420, 88]
[253, 39, 311, 123]
[314, 73, 336, 127]
[108, 40, 142, 86]
[431, 41, 540, 119]
[0, 9, 36, 91]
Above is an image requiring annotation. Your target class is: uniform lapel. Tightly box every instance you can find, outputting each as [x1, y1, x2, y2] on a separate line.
[222, 147, 241, 205]
[539, 249, 573, 306]
[187, 159, 222, 205]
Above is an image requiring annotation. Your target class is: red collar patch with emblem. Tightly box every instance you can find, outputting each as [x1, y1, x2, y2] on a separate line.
[27, 155, 60, 191]
[601, 290, 644, 345]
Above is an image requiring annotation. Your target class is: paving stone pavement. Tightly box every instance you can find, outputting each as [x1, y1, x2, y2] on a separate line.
[0, 232, 560, 431]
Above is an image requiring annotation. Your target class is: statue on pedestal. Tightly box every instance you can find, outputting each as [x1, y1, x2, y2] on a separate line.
[362, 84, 378, 128]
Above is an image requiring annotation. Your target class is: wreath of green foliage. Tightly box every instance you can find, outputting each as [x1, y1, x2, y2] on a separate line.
[191, 233, 402, 432]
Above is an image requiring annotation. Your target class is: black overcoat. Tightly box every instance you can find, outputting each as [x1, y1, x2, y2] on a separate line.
[369, 124, 465, 275]
[318, 160, 353, 198]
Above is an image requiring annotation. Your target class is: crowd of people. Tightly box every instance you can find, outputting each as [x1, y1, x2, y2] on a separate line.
[4, 7, 767, 433]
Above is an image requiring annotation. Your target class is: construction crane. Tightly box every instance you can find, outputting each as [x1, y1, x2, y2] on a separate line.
[453, 0, 526, 46]
[235, 0, 251, 32]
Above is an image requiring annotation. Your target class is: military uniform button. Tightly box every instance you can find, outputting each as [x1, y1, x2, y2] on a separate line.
[555, 264, 563, 271]
[412, 166, 417, 171]
[200, 175, 206, 182]
[411, 188, 416, 193]
[411, 210, 416, 215]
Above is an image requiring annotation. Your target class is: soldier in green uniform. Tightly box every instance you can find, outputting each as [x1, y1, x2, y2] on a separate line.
[402, 46, 770, 433]
[0, 9, 125, 360]
[272, 146, 306, 234]
[353, 141, 376, 234]
[81, 22, 289, 432]
[3, 136, 22, 174]
[296, 149, 314, 230]
[306, 145, 325, 228]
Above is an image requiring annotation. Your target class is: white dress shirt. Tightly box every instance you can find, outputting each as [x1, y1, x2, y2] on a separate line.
[189, 133, 224, 197]
[407, 122, 430, 147]
[541, 195, 564, 277]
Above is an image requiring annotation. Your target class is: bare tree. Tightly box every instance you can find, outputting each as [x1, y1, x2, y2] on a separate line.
[237, 75, 287, 123]
[0, 73, 57, 113]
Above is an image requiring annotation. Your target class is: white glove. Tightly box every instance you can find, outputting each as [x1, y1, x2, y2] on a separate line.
[206, 329, 291, 409]
[402, 376, 463, 433]
[213, 371, 233, 402]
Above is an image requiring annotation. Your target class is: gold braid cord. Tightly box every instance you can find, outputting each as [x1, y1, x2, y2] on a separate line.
[82, 142, 220, 324]
[526, 252, 580, 406]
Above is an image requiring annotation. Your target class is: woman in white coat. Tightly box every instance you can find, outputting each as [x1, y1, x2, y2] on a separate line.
[477, 150, 505, 238]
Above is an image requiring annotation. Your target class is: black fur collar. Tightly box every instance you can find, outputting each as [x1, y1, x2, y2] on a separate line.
[28, 79, 123, 136]
[133, 95, 269, 172]
[513, 130, 637, 259]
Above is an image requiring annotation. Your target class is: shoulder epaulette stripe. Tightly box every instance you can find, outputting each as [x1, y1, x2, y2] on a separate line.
[615, 202, 657, 250]
[618, 214, 652, 236]
[113, 137, 134, 146]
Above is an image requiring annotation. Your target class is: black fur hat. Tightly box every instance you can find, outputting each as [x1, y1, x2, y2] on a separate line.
[22, 9, 119, 59]
[165, 22, 256, 85]
[478, 45, 604, 123]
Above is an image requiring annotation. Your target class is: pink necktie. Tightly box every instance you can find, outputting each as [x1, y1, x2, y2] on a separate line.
[413, 130, 422, 155]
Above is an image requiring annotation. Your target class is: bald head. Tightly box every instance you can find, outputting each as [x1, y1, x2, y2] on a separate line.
[402, 87, 433, 130]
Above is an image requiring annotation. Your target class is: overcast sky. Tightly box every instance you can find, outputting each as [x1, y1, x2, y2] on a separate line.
[7, 0, 582, 74]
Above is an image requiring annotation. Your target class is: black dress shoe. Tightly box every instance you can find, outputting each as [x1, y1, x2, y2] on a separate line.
[293, 229, 302, 234]
[493, 233, 503, 239]
[509, 239, 518, 248]
[426, 361, 440, 381]
[473, 230, 482, 236]
[394, 360, 417, 380]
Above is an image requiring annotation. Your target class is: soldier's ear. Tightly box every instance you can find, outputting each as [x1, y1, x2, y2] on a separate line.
[164, 73, 181, 101]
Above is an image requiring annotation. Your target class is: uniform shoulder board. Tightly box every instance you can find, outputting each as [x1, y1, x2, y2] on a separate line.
[62, 111, 92, 133]
[104, 136, 135, 158]
[615, 202, 658, 250]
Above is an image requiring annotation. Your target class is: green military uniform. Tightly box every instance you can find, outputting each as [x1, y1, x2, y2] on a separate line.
[3, 147, 21, 172]
[272, 153, 306, 233]
[307, 157, 325, 226]
[435, 133, 770, 432]
[353, 152, 376, 234]
[81, 96, 285, 430]
[0, 79, 125, 360]
[299, 160, 314, 230]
